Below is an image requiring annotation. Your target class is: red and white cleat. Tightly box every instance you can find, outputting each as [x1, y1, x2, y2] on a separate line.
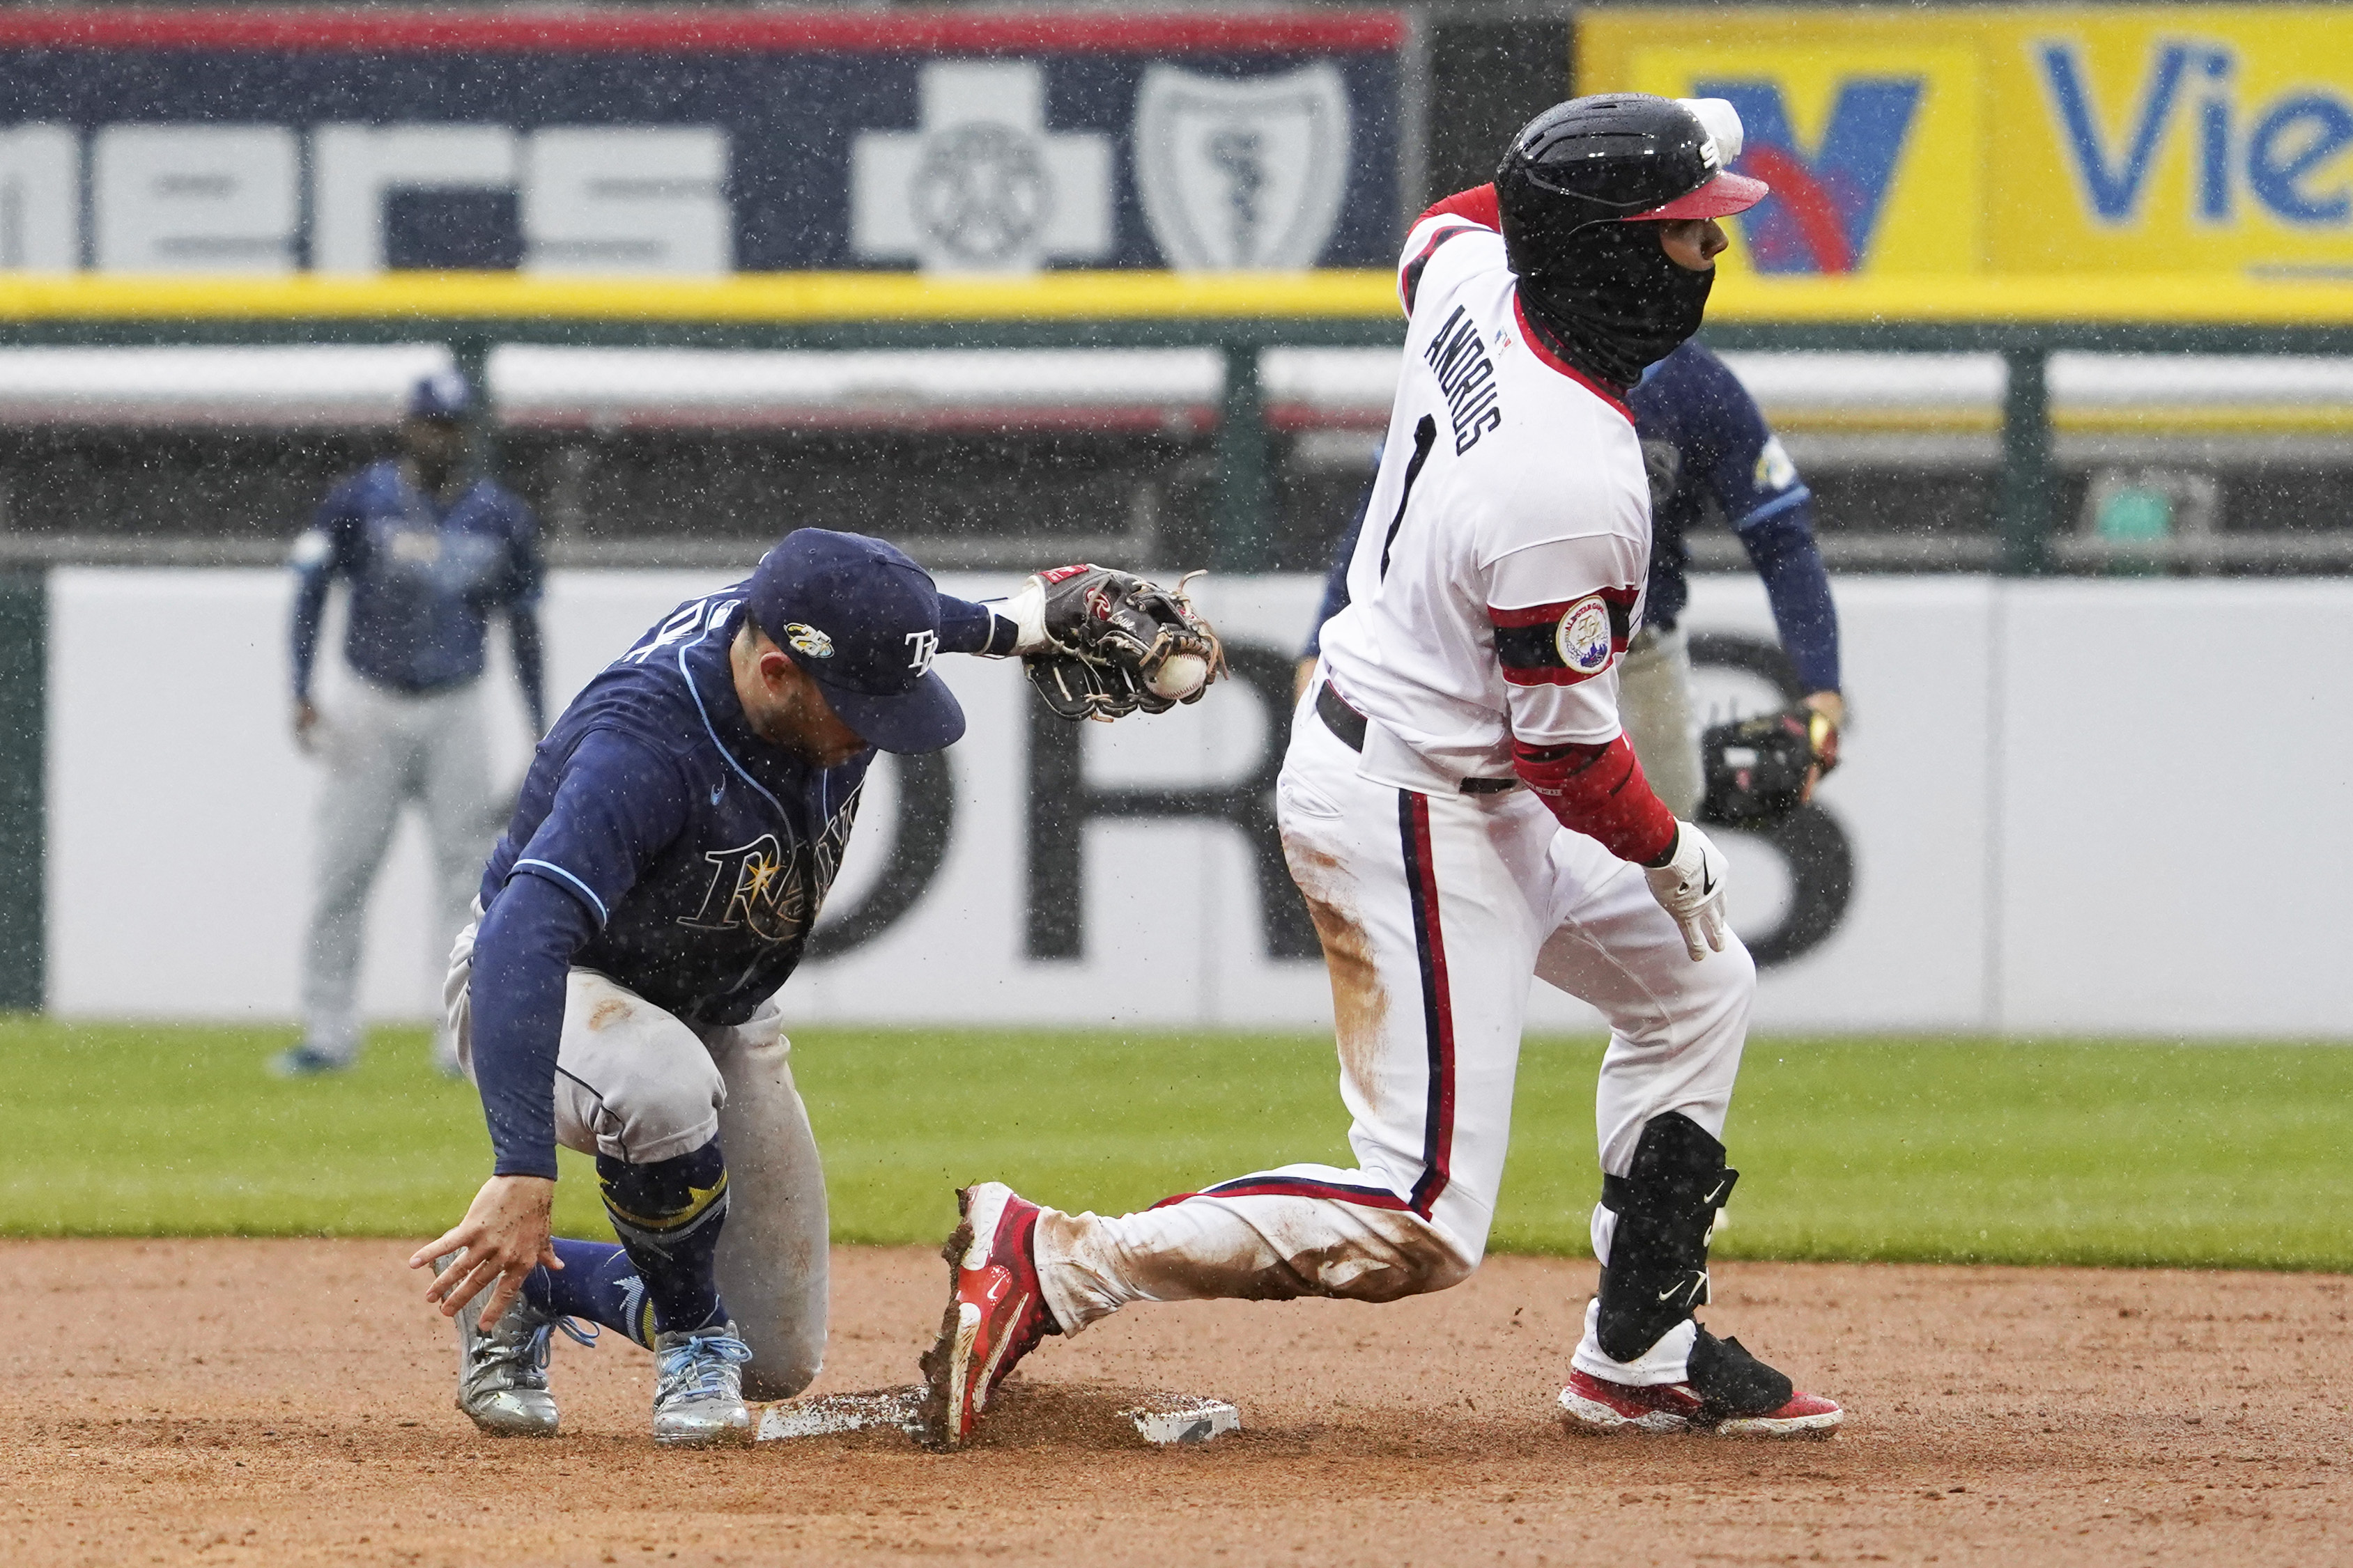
[918, 1183, 1060, 1451]
[1560, 1330, 1843, 1438]
[1559, 1369, 1711, 1434]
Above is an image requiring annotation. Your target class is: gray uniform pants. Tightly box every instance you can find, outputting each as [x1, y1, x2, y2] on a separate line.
[302, 676, 499, 1063]
[1616, 624, 1704, 820]
[445, 917, 830, 1402]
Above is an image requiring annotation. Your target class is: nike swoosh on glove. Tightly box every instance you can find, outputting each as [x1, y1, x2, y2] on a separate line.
[1643, 822, 1731, 962]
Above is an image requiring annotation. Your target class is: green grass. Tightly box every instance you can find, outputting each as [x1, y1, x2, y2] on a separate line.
[2, 1017, 2348, 1270]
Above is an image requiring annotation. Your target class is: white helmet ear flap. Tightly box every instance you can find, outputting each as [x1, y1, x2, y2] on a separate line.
[1676, 98, 1745, 164]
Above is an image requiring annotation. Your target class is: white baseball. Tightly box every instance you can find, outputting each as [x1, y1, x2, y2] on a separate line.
[1148, 652, 1210, 701]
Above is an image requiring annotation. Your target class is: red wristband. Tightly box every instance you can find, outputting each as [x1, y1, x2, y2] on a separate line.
[1511, 733, 1679, 863]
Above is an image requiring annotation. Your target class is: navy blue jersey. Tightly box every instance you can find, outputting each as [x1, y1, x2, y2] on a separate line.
[466, 575, 1004, 1177]
[289, 458, 543, 699]
[482, 583, 867, 1030]
[1628, 341, 1810, 633]
[1308, 340, 1841, 695]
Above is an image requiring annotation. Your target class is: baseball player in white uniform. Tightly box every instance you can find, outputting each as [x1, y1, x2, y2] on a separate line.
[922, 95, 1842, 1446]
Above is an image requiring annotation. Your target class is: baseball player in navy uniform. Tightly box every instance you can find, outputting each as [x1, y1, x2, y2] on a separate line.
[410, 530, 1214, 1444]
[1302, 339, 1843, 816]
[277, 371, 546, 1078]
[924, 95, 1842, 1449]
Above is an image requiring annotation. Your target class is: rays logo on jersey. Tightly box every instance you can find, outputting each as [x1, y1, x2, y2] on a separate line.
[1423, 304, 1504, 455]
[676, 790, 860, 943]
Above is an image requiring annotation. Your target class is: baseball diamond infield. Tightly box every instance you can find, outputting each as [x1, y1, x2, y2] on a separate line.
[4, 1241, 2347, 1567]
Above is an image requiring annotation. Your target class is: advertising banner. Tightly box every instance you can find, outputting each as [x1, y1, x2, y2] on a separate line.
[1580, 5, 2353, 284]
[45, 570, 2353, 1037]
[0, 10, 1402, 279]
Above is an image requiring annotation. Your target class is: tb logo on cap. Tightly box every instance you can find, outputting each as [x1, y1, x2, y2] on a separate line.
[904, 630, 940, 675]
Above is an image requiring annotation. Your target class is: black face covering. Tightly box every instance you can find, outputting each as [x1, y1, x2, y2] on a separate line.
[1517, 221, 1714, 390]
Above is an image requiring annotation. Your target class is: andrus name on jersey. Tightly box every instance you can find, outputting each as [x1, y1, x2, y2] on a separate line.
[1424, 304, 1505, 455]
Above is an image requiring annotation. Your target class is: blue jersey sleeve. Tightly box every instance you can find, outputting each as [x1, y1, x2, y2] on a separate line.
[1667, 347, 1812, 537]
[504, 729, 686, 926]
[287, 481, 364, 701]
[937, 593, 1018, 657]
[1741, 508, 1841, 695]
[470, 729, 688, 1176]
[1667, 348, 1842, 695]
[507, 497, 546, 609]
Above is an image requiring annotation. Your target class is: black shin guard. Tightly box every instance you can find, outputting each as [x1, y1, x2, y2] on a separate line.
[1594, 1112, 1736, 1363]
[596, 1141, 731, 1335]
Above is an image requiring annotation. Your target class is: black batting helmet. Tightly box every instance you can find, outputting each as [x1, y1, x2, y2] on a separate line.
[1495, 94, 1766, 277]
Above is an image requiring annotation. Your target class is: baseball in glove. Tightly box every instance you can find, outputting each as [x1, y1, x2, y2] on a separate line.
[1013, 565, 1227, 722]
[1698, 708, 1840, 827]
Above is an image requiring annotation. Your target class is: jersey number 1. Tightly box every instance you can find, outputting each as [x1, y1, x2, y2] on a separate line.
[1378, 416, 1439, 580]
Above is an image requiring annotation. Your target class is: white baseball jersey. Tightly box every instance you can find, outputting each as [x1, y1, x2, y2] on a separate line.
[1318, 203, 1653, 786]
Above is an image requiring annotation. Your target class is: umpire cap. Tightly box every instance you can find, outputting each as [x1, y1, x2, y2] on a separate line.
[1496, 95, 1766, 272]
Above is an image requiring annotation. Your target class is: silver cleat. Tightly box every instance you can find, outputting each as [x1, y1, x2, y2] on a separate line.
[651, 1321, 755, 1445]
[432, 1254, 595, 1437]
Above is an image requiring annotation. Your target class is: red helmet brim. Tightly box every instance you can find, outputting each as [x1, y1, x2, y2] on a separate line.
[1624, 169, 1769, 222]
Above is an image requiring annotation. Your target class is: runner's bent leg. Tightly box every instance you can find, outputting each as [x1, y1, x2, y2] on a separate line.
[1532, 830, 1756, 1383]
[1033, 711, 1550, 1333]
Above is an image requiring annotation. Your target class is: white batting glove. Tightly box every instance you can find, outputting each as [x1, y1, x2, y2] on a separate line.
[987, 577, 1051, 655]
[1643, 822, 1731, 962]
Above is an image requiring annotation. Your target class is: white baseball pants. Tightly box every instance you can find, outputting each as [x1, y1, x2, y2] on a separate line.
[301, 676, 502, 1064]
[444, 917, 830, 1402]
[1033, 694, 1754, 1374]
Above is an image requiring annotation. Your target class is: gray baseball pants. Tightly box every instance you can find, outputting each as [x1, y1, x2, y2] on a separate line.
[1616, 623, 1704, 820]
[444, 917, 831, 1402]
[301, 676, 501, 1064]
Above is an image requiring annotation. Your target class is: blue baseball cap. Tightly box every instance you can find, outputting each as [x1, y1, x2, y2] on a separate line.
[743, 529, 965, 754]
[407, 369, 473, 421]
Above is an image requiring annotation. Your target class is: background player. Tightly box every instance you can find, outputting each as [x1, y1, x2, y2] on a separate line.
[925, 95, 1841, 1448]
[1301, 339, 1843, 818]
[409, 530, 1214, 1444]
[276, 371, 545, 1078]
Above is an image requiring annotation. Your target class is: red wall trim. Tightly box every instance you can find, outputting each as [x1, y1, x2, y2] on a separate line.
[0, 9, 1407, 55]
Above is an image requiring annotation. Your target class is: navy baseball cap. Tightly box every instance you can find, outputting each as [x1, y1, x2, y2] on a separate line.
[407, 369, 472, 421]
[743, 529, 966, 754]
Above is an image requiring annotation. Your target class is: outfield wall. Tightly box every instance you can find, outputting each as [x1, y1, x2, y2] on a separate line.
[43, 569, 2353, 1037]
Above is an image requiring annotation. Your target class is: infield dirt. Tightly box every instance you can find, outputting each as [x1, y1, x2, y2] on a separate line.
[4, 1239, 2347, 1566]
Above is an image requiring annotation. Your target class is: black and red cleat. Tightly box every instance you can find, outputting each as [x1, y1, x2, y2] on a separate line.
[1559, 1328, 1842, 1437]
[918, 1183, 1060, 1451]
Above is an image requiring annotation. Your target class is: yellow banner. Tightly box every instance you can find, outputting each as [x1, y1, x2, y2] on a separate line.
[1579, 6, 2353, 284]
[0, 270, 1403, 324]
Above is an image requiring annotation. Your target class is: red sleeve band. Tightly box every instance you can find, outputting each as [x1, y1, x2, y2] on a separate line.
[1399, 184, 1502, 314]
[1511, 733, 1678, 864]
[1414, 183, 1501, 231]
[1489, 588, 1639, 686]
